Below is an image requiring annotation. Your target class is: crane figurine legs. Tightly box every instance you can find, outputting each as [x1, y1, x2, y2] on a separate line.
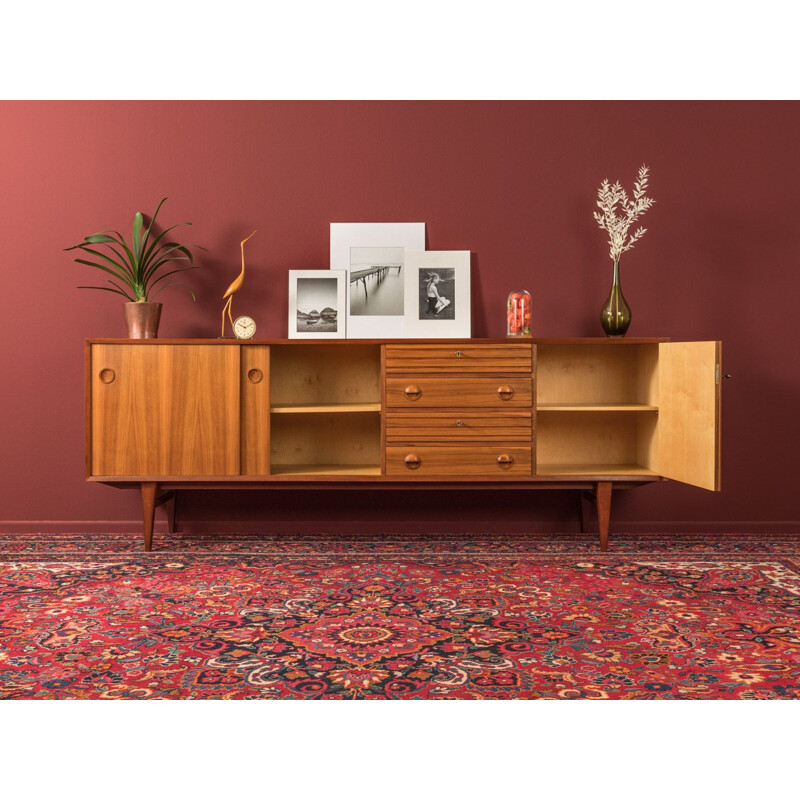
[221, 296, 235, 338]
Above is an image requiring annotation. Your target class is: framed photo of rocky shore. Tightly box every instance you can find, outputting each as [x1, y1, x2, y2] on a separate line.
[403, 250, 471, 338]
[330, 222, 426, 338]
[288, 270, 346, 339]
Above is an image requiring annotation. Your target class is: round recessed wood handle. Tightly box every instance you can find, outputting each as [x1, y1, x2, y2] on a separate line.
[497, 385, 514, 400]
[99, 368, 116, 384]
[404, 385, 422, 401]
[247, 368, 263, 384]
[404, 453, 422, 470]
[497, 454, 514, 469]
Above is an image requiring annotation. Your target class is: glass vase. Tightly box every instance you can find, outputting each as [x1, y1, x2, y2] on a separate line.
[600, 261, 631, 337]
[507, 290, 532, 336]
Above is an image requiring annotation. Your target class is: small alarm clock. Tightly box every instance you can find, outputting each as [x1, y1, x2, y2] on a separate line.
[233, 316, 256, 339]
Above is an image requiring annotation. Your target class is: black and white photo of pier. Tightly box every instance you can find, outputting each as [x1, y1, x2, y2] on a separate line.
[349, 246, 404, 316]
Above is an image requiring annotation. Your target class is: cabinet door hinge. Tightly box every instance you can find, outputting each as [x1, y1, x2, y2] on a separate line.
[715, 364, 720, 384]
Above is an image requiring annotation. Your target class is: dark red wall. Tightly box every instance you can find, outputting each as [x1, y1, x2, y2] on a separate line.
[2, 101, 798, 533]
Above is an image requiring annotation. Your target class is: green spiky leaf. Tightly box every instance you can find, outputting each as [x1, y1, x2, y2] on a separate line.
[84, 234, 119, 245]
[68, 198, 203, 303]
[78, 285, 136, 300]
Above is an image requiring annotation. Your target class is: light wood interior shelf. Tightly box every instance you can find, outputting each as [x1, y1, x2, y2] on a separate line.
[271, 403, 382, 414]
[536, 463, 659, 477]
[270, 464, 382, 477]
[537, 403, 658, 412]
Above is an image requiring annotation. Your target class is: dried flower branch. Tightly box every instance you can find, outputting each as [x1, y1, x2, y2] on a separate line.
[593, 164, 655, 262]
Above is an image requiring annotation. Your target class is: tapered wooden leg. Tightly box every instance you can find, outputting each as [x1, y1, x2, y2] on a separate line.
[152, 489, 176, 534]
[579, 490, 594, 534]
[141, 482, 157, 552]
[165, 491, 177, 534]
[596, 481, 612, 551]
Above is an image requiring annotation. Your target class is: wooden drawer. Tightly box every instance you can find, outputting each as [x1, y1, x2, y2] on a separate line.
[386, 412, 531, 442]
[385, 344, 532, 373]
[386, 446, 532, 477]
[385, 376, 532, 408]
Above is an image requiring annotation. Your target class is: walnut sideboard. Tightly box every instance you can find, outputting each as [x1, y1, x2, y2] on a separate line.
[85, 338, 722, 551]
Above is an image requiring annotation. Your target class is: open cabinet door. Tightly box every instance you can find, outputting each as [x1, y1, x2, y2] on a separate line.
[657, 341, 721, 490]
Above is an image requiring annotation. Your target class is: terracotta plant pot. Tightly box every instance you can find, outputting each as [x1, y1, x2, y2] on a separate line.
[124, 302, 162, 339]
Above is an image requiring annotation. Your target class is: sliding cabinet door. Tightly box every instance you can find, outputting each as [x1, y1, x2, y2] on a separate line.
[90, 344, 240, 477]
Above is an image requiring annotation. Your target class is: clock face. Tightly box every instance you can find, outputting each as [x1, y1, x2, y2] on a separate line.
[233, 316, 256, 339]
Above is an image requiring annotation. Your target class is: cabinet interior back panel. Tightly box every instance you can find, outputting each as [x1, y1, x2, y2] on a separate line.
[270, 412, 381, 467]
[536, 344, 658, 406]
[270, 344, 381, 406]
[536, 411, 657, 468]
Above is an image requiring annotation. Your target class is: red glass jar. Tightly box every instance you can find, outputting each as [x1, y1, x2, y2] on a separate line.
[507, 290, 531, 336]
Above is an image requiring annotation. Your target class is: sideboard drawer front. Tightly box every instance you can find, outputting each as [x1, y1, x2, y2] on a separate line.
[385, 344, 532, 373]
[385, 376, 532, 408]
[386, 412, 531, 442]
[386, 446, 532, 476]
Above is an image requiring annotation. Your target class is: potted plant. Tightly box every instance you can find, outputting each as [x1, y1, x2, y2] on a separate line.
[66, 197, 205, 338]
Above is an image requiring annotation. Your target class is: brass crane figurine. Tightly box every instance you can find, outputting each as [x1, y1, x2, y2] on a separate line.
[221, 229, 257, 337]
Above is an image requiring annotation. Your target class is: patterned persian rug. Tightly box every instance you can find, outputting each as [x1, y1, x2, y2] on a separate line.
[1, 532, 799, 700]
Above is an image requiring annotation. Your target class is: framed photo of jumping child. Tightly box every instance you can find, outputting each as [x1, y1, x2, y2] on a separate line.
[403, 251, 471, 338]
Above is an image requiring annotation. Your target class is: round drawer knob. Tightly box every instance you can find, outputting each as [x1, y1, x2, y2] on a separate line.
[99, 368, 116, 384]
[247, 368, 263, 384]
[404, 454, 422, 470]
[455, 350, 463, 358]
[404, 385, 422, 400]
[497, 385, 514, 400]
[497, 454, 514, 469]
[455, 419, 463, 427]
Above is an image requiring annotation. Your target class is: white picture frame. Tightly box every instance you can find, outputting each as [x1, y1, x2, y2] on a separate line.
[330, 222, 426, 339]
[288, 269, 346, 339]
[403, 251, 472, 339]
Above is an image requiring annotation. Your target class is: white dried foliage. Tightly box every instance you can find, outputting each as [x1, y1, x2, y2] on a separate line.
[593, 164, 655, 262]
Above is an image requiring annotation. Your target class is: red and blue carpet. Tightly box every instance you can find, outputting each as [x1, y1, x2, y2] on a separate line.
[1, 532, 798, 699]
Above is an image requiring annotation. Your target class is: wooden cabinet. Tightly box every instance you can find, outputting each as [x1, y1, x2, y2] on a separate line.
[86, 337, 722, 550]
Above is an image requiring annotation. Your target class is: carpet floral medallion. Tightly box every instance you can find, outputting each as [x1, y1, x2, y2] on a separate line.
[1, 533, 799, 699]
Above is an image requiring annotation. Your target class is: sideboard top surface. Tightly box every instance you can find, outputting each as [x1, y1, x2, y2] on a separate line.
[86, 337, 671, 345]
